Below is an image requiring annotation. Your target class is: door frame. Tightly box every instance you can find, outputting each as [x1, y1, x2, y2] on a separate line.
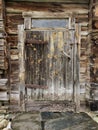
[18, 11, 80, 111]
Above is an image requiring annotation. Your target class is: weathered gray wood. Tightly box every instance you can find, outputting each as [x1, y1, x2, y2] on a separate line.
[18, 24, 25, 111]
[0, 79, 8, 84]
[25, 27, 77, 101]
[0, 92, 9, 101]
[6, 3, 88, 17]
[0, 85, 7, 91]
[24, 17, 31, 30]
[72, 19, 80, 111]
[23, 11, 71, 19]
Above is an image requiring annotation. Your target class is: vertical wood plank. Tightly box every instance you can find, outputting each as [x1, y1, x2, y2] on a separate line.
[68, 30, 73, 100]
[73, 22, 80, 112]
[0, 0, 9, 109]
[0, 0, 3, 19]
[18, 24, 25, 111]
[24, 17, 31, 30]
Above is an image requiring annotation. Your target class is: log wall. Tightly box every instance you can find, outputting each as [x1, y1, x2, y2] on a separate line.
[0, 0, 9, 112]
[0, 0, 8, 77]
[89, 0, 98, 101]
[4, 1, 89, 107]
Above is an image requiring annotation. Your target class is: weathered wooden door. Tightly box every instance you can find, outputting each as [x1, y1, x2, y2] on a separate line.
[18, 12, 80, 111]
[25, 28, 74, 101]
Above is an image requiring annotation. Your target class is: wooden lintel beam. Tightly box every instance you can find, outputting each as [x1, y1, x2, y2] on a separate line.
[23, 11, 72, 19]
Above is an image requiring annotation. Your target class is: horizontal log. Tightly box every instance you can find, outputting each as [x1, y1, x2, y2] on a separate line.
[81, 42, 87, 48]
[80, 56, 87, 60]
[0, 63, 8, 70]
[0, 64, 5, 69]
[10, 49, 18, 55]
[81, 26, 88, 31]
[0, 79, 8, 85]
[92, 34, 98, 40]
[10, 76, 19, 82]
[6, 0, 89, 4]
[94, 59, 98, 64]
[0, 51, 4, 56]
[81, 31, 88, 36]
[93, 20, 98, 29]
[0, 57, 5, 61]
[11, 67, 19, 72]
[0, 85, 7, 91]
[11, 86, 18, 91]
[81, 35, 88, 39]
[25, 84, 48, 89]
[23, 11, 71, 18]
[0, 55, 5, 63]
[0, 46, 5, 51]
[7, 35, 18, 43]
[6, 2, 88, 13]
[0, 63, 5, 68]
[0, 106, 8, 111]
[10, 46, 18, 49]
[10, 78, 19, 83]
[23, 10, 88, 19]
[0, 39, 5, 46]
[6, 13, 23, 25]
[0, 21, 4, 30]
[80, 68, 86, 73]
[80, 64, 87, 68]
[75, 18, 88, 23]
[6, 13, 23, 34]
[11, 55, 19, 60]
[81, 38, 87, 42]
[6, 26, 18, 34]
[11, 60, 19, 65]
[0, 92, 9, 101]
[0, 32, 6, 38]
[94, 63, 98, 68]
[10, 92, 19, 102]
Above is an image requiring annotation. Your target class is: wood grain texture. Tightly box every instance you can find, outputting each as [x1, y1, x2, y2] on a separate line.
[18, 24, 25, 111]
